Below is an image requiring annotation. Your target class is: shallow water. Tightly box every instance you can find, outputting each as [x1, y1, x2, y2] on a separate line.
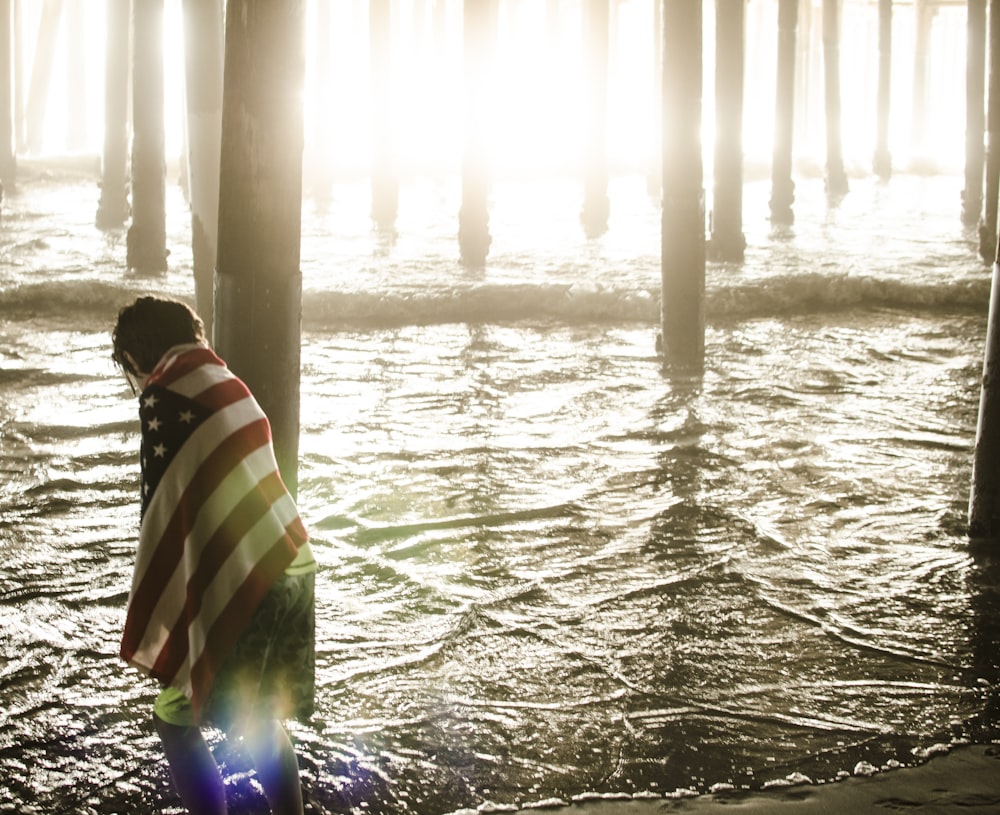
[1, 164, 999, 814]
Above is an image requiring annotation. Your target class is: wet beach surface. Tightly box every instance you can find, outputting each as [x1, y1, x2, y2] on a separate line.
[1, 166, 999, 813]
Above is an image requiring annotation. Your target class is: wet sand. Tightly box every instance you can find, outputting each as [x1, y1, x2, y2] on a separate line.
[518, 744, 1000, 815]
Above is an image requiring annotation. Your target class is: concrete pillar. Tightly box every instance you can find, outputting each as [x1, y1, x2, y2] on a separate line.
[0, 0, 15, 192]
[981, 0, 1000, 263]
[458, 0, 496, 268]
[660, 0, 705, 368]
[181, 0, 224, 337]
[822, 0, 848, 196]
[770, 0, 797, 225]
[214, 0, 305, 496]
[581, 0, 610, 238]
[708, 0, 746, 262]
[23, 0, 61, 154]
[370, 0, 398, 229]
[964, 0, 987, 227]
[126, 0, 168, 273]
[872, 0, 892, 180]
[96, 0, 129, 229]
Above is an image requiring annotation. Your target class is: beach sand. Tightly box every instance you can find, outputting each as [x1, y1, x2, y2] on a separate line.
[518, 744, 1000, 814]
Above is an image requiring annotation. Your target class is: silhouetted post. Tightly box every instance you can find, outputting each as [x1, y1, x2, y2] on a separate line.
[873, 0, 892, 179]
[96, 0, 129, 229]
[0, 0, 15, 192]
[981, 0, 1000, 263]
[312, 0, 332, 199]
[912, 0, 932, 157]
[459, 0, 496, 268]
[709, 0, 746, 262]
[127, 0, 168, 272]
[822, 0, 848, 196]
[181, 0, 224, 336]
[214, 0, 305, 495]
[370, 0, 398, 229]
[969, 239, 1000, 539]
[581, 0, 609, 238]
[770, 0, 797, 225]
[24, 0, 61, 154]
[965, 0, 987, 227]
[65, 0, 84, 152]
[660, 0, 705, 368]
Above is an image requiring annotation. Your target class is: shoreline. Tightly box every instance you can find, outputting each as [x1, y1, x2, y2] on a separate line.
[509, 743, 1000, 814]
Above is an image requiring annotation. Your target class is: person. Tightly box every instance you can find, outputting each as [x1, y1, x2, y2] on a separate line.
[111, 295, 316, 815]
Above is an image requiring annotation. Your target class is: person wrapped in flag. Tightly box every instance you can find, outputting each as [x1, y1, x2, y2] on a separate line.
[112, 295, 315, 815]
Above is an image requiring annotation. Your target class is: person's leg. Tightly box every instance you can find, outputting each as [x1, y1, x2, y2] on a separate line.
[154, 713, 228, 815]
[242, 718, 304, 815]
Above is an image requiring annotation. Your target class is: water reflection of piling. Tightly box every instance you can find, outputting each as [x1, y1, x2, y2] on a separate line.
[214, 0, 305, 497]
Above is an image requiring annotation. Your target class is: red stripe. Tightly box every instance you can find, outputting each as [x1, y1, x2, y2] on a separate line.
[121, 418, 272, 656]
[188, 535, 300, 717]
[193, 377, 255, 414]
[150, 471, 292, 680]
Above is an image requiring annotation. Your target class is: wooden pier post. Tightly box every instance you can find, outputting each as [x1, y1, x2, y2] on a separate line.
[214, 0, 305, 495]
[581, 0, 610, 239]
[872, 0, 892, 180]
[822, 0, 848, 197]
[770, 0, 797, 225]
[969, 245, 1000, 540]
[981, 0, 1000, 263]
[370, 0, 398, 229]
[708, 0, 746, 262]
[96, 0, 129, 229]
[65, 0, 84, 152]
[23, 0, 60, 154]
[458, 0, 496, 268]
[965, 0, 987, 227]
[126, 0, 168, 273]
[181, 0, 224, 338]
[660, 0, 705, 368]
[0, 0, 15, 193]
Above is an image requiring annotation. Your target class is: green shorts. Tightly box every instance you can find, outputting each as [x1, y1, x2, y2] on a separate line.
[154, 571, 315, 733]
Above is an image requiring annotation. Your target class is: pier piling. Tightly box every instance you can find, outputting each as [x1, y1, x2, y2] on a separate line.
[214, 0, 305, 496]
[126, 0, 168, 272]
[660, 0, 705, 369]
[708, 0, 746, 262]
[181, 0, 224, 337]
[964, 0, 986, 226]
[581, 0, 610, 239]
[96, 0, 129, 229]
[981, 0, 1000, 263]
[873, 0, 892, 180]
[770, 0, 797, 225]
[0, 0, 15, 193]
[822, 0, 848, 197]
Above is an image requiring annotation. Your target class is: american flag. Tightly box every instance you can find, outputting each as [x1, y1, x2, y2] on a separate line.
[120, 343, 308, 716]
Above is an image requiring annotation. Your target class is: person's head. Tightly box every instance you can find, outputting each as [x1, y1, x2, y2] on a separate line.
[112, 296, 206, 381]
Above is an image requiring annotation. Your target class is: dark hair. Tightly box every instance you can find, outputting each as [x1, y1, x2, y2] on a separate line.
[112, 296, 206, 377]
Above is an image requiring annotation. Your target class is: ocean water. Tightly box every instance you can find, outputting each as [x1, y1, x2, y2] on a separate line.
[1, 162, 998, 814]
